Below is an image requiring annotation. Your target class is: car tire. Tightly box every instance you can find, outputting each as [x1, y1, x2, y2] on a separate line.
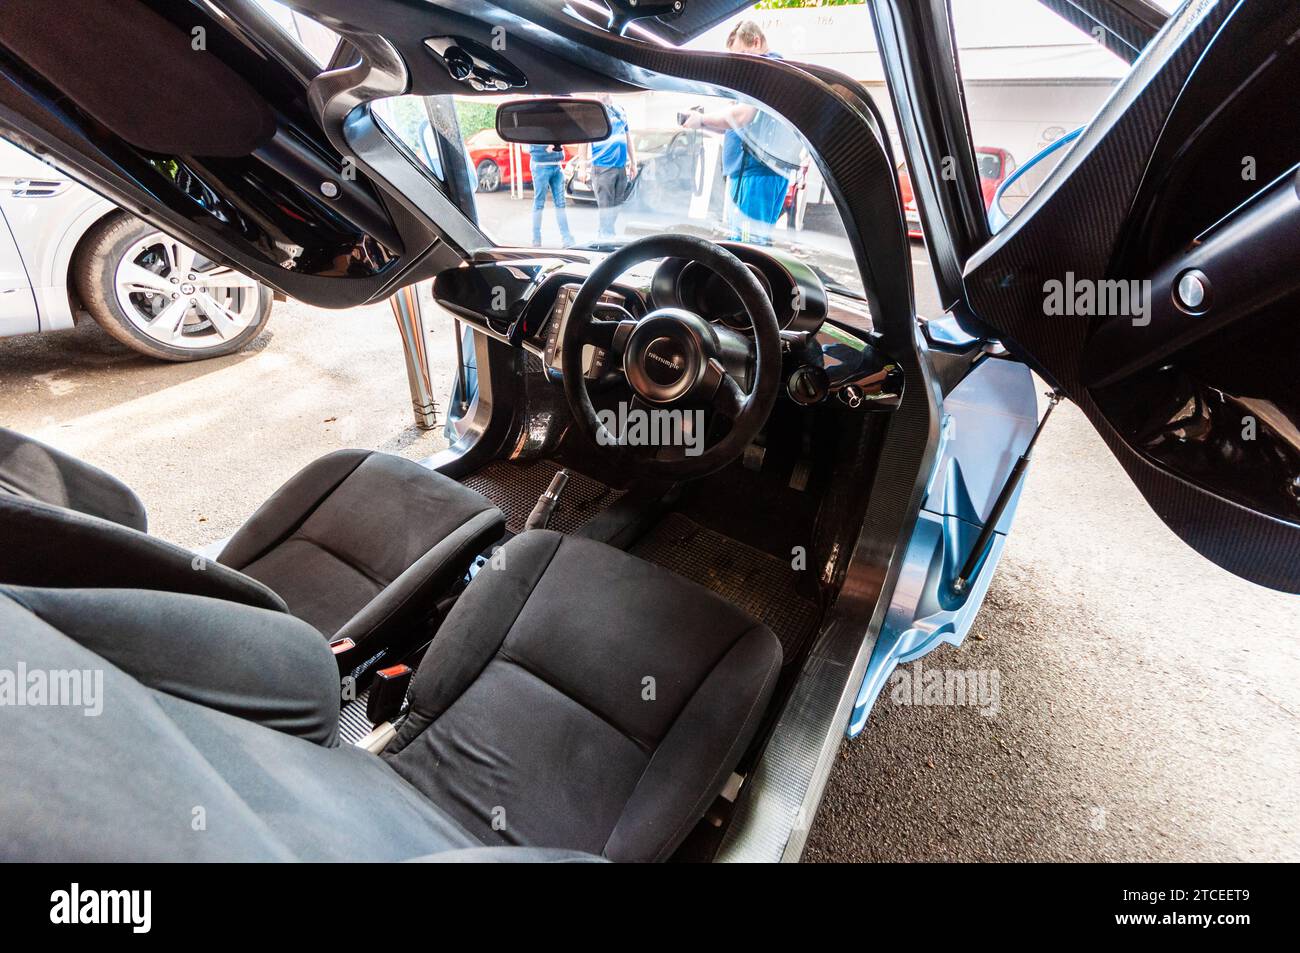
[476, 158, 501, 192]
[73, 214, 272, 362]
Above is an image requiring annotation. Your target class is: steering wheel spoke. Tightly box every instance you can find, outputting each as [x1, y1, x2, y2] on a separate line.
[711, 365, 748, 422]
[582, 318, 635, 360]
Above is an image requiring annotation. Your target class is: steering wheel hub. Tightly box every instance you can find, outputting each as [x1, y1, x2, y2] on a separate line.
[644, 338, 686, 385]
[623, 307, 716, 404]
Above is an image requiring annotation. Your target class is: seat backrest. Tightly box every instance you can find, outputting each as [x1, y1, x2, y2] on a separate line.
[0, 585, 484, 861]
[0, 428, 286, 613]
[0, 426, 147, 530]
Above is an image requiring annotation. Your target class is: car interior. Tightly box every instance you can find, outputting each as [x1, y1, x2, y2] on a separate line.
[0, 0, 913, 863]
[1, 0, 1297, 863]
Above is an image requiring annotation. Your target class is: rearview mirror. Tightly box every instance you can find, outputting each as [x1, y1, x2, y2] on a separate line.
[496, 98, 611, 146]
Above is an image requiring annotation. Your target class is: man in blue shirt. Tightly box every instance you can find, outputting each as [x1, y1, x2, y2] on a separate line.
[528, 142, 575, 247]
[581, 94, 639, 242]
[682, 21, 801, 245]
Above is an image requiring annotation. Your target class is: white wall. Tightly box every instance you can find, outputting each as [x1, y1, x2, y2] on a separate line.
[687, 1, 1126, 169]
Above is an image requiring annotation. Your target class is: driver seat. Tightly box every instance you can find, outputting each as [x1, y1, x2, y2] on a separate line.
[0, 530, 782, 862]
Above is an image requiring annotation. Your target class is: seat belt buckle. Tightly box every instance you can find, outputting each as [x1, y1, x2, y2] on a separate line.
[366, 663, 413, 724]
[328, 637, 358, 672]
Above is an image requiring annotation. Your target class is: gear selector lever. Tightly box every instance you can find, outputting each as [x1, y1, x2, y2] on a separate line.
[524, 469, 570, 532]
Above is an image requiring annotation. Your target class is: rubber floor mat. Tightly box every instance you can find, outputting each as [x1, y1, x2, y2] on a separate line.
[461, 459, 624, 535]
[631, 512, 821, 662]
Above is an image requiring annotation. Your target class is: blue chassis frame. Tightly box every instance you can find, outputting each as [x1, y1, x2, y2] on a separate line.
[849, 337, 1039, 735]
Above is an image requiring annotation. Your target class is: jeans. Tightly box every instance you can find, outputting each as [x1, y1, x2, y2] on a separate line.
[592, 165, 628, 241]
[531, 163, 574, 246]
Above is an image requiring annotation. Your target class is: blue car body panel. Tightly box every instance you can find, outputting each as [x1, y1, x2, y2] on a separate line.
[849, 353, 1038, 736]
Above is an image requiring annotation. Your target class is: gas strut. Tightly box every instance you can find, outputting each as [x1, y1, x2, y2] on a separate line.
[951, 391, 1063, 595]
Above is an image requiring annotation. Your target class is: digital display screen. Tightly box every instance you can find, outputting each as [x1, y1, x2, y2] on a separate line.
[545, 284, 602, 375]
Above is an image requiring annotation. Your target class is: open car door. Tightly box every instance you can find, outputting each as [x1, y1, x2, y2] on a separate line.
[0, 0, 492, 313]
[884, 0, 1300, 593]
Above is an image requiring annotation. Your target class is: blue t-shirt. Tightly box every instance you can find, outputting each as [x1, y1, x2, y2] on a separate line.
[528, 143, 565, 165]
[590, 105, 629, 168]
[723, 51, 786, 178]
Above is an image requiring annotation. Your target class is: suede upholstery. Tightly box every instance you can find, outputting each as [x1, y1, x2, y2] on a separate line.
[220, 451, 505, 647]
[0, 427, 146, 530]
[0, 533, 781, 862]
[0, 430, 504, 655]
[386, 530, 784, 862]
[4, 586, 341, 745]
[0, 492, 288, 613]
[0, 588, 483, 862]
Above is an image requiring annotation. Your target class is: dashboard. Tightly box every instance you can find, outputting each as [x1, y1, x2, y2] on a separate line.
[432, 243, 902, 412]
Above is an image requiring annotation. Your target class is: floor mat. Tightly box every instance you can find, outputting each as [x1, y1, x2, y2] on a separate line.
[460, 459, 624, 535]
[631, 512, 822, 662]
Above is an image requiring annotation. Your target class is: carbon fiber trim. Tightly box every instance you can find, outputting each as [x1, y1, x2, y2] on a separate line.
[338, 689, 374, 746]
[1037, 0, 1166, 62]
[962, 0, 1300, 593]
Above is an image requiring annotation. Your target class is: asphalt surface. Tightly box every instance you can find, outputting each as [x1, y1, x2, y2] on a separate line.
[2, 287, 1296, 863]
[0, 290, 453, 549]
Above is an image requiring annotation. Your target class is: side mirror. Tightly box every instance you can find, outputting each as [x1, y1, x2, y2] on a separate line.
[496, 98, 611, 146]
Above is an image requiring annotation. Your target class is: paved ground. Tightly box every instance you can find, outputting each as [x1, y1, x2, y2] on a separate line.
[0, 290, 453, 549]
[2, 289, 1296, 863]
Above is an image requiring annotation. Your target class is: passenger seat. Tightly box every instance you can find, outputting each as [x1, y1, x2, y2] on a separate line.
[0, 428, 504, 662]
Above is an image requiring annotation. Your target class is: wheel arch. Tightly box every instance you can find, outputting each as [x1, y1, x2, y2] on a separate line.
[45, 199, 123, 331]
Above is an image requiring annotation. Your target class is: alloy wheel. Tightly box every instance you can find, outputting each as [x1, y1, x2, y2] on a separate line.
[112, 233, 261, 350]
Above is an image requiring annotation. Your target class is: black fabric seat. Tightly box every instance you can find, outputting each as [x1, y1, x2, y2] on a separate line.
[0, 531, 782, 862]
[0, 428, 503, 656]
[384, 530, 784, 860]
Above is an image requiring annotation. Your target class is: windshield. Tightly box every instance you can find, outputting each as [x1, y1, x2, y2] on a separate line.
[446, 87, 864, 297]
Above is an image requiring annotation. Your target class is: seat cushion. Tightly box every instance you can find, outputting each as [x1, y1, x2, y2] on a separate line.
[0, 586, 484, 862]
[384, 530, 783, 862]
[220, 450, 504, 646]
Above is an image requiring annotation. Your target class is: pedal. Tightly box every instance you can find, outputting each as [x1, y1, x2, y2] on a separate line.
[789, 458, 812, 492]
[742, 443, 766, 471]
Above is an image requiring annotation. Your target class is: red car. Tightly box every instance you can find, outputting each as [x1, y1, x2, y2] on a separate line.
[897, 146, 1015, 239]
[466, 128, 576, 192]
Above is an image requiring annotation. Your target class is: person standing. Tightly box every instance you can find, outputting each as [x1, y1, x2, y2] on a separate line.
[528, 142, 575, 247]
[681, 21, 802, 245]
[582, 94, 638, 242]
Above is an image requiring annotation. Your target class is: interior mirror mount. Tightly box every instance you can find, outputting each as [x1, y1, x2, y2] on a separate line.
[496, 98, 612, 146]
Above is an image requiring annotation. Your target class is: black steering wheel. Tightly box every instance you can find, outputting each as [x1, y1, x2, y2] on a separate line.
[561, 234, 782, 479]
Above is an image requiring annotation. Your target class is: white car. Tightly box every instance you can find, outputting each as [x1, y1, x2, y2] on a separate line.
[0, 138, 272, 360]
